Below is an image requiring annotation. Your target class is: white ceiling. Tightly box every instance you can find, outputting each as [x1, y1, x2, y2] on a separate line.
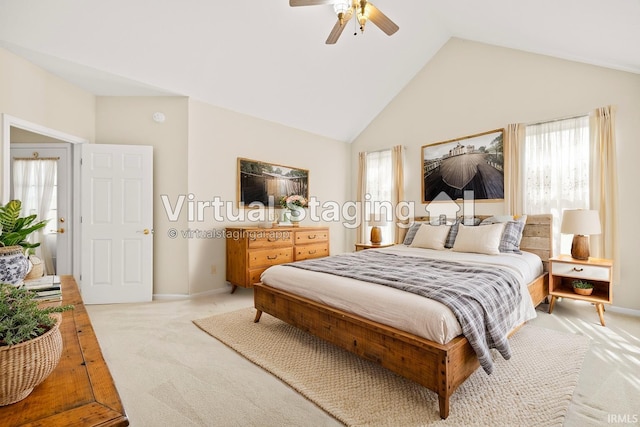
[1, 0, 638, 143]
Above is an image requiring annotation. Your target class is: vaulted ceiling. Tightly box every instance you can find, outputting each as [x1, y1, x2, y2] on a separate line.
[1, 0, 638, 142]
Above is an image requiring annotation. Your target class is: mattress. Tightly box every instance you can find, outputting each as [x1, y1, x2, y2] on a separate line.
[260, 245, 542, 345]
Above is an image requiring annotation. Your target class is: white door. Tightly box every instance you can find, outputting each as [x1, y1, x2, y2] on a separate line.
[80, 144, 153, 304]
[10, 145, 72, 275]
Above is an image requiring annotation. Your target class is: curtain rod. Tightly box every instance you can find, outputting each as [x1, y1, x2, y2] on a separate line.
[13, 152, 60, 161]
[13, 156, 60, 161]
[526, 112, 589, 127]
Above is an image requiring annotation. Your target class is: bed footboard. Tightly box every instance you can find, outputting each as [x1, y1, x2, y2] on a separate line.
[253, 282, 479, 419]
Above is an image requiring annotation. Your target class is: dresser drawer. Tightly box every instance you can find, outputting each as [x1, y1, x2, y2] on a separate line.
[552, 262, 610, 281]
[248, 247, 293, 268]
[294, 230, 328, 244]
[248, 267, 270, 285]
[295, 243, 329, 261]
[247, 230, 293, 248]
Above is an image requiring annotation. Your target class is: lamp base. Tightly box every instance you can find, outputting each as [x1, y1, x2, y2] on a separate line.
[570, 235, 590, 260]
[370, 226, 382, 245]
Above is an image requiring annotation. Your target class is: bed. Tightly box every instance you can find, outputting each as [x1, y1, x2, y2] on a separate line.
[253, 214, 551, 419]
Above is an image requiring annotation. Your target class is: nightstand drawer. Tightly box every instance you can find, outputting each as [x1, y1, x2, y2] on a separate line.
[551, 262, 610, 281]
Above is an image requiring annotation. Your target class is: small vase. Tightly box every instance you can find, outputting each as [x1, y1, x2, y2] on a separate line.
[279, 209, 292, 225]
[0, 246, 30, 285]
[289, 206, 305, 225]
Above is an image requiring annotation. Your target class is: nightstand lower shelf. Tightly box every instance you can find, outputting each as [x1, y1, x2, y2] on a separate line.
[548, 255, 613, 327]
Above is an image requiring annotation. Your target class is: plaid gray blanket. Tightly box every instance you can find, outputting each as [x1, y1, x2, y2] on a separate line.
[284, 250, 522, 374]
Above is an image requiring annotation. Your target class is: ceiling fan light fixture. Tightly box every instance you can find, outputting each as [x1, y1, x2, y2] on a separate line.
[333, 0, 350, 15]
[356, 3, 370, 32]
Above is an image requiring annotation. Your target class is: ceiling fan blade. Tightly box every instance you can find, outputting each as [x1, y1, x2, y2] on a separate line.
[290, 0, 334, 6]
[326, 9, 353, 44]
[367, 3, 399, 36]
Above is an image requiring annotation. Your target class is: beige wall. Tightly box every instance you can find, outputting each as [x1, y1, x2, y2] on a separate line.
[187, 99, 350, 294]
[352, 38, 640, 311]
[95, 97, 190, 296]
[0, 47, 95, 196]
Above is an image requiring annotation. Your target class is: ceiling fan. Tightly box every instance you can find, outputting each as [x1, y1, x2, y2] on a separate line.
[289, 0, 399, 44]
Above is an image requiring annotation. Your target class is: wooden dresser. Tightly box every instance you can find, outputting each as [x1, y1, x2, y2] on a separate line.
[0, 276, 128, 426]
[226, 225, 329, 292]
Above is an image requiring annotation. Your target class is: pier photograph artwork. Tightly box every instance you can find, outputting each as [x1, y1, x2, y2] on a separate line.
[422, 129, 504, 202]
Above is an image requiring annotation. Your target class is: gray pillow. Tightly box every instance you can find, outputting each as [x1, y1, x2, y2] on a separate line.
[402, 223, 422, 245]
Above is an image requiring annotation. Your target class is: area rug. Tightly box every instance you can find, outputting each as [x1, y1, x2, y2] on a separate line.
[193, 308, 589, 427]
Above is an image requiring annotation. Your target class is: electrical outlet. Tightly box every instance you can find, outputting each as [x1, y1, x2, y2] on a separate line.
[210, 264, 217, 274]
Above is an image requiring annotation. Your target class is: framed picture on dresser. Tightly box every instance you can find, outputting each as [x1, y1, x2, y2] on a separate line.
[237, 157, 309, 208]
[421, 129, 504, 203]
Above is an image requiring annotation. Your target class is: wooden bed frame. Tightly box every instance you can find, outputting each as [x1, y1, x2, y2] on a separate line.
[253, 214, 552, 419]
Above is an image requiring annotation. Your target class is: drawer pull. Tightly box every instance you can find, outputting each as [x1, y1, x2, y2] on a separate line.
[267, 255, 278, 260]
[307, 235, 316, 239]
[308, 250, 317, 254]
[573, 267, 584, 272]
[267, 237, 279, 242]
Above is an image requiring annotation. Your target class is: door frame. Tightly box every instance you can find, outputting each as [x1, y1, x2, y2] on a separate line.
[1, 114, 88, 281]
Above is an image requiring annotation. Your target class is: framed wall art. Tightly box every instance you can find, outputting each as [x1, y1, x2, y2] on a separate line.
[421, 129, 504, 203]
[237, 157, 309, 208]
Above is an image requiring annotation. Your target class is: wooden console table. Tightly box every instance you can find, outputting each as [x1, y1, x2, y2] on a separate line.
[0, 276, 128, 426]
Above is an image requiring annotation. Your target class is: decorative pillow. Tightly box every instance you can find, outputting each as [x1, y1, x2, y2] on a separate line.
[409, 224, 451, 250]
[479, 215, 528, 254]
[499, 220, 526, 254]
[444, 218, 462, 249]
[444, 216, 481, 248]
[402, 223, 423, 245]
[452, 223, 506, 255]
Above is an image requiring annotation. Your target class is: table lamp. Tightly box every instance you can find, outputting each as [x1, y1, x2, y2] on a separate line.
[560, 209, 601, 260]
[368, 214, 387, 245]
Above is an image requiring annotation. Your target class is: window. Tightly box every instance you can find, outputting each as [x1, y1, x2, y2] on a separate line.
[366, 149, 393, 244]
[523, 115, 589, 255]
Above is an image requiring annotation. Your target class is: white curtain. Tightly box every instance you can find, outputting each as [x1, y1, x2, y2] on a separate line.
[12, 159, 57, 274]
[523, 116, 590, 256]
[366, 150, 393, 244]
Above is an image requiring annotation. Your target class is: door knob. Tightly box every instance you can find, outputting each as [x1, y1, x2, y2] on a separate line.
[137, 229, 153, 235]
[55, 228, 65, 234]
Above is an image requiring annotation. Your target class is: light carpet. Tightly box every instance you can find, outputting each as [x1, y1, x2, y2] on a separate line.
[193, 308, 590, 427]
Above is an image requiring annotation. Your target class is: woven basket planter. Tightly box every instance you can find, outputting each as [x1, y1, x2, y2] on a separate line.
[0, 313, 63, 406]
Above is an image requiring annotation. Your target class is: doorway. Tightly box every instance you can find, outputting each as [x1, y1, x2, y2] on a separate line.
[10, 143, 72, 275]
[1, 114, 87, 281]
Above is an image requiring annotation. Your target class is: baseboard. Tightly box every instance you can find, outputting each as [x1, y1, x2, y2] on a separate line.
[153, 286, 231, 300]
[608, 305, 640, 317]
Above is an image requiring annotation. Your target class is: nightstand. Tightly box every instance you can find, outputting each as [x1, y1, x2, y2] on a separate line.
[355, 243, 395, 252]
[548, 255, 613, 326]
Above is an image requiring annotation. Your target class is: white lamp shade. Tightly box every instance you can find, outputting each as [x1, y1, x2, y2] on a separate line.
[561, 209, 601, 235]
[367, 214, 388, 227]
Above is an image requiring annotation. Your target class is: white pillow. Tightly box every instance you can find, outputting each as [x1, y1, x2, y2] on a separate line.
[452, 223, 506, 255]
[409, 224, 451, 250]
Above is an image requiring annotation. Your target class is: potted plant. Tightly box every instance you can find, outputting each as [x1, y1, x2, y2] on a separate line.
[0, 283, 73, 405]
[572, 279, 594, 296]
[0, 200, 48, 285]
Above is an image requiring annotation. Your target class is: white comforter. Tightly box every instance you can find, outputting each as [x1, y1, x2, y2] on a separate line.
[260, 245, 542, 344]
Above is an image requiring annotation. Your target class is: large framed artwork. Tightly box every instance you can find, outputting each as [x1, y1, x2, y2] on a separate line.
[237, 157, 309, 208]
[421, 129, 504, 203]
